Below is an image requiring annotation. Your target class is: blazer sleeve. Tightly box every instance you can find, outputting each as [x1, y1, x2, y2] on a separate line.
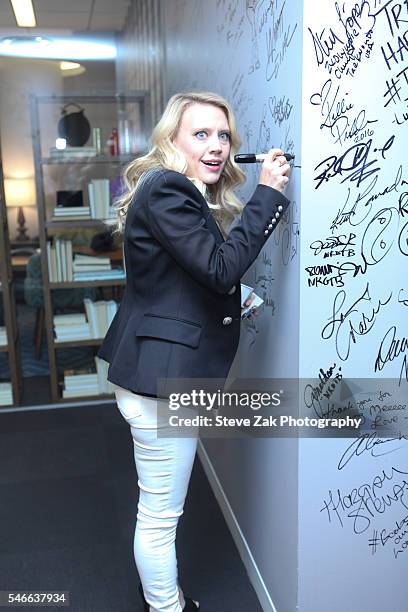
[144, 170, 291, 294]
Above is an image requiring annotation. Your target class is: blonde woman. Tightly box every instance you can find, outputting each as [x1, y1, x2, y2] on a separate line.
[99, 92, 291, 611]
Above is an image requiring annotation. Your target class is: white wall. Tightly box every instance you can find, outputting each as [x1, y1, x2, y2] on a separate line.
[0, 58, 63, 240]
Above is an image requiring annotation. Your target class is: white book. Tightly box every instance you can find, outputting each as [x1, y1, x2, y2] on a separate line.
[0, 327, 8, 346]
[107, 300, 118, 326]
[54, 323, 90, 335]
[54, 313, 87, 325]
[55, 335, 91, 343]
[46, 242, 53, 282]
[97, 301, 109, 336]
[88, 182, 95, 218]
[64, 381, 99, 392]
[95, 356, 109, 394]
[54, 206, 91, 214]
[74, 254, 111, 264]
[91, 179, 110, 218]
[84, 299, 99, 338]
[73, 269, 125, 280]
[64, 376, 98, 389]
[54, 324, 90, 334]
[66, 240, 73, 281]
[50, 245, 57, 282]
[64, 373, 98, 384]
[55, 239, 62, 282]
[62, 387, 99, 398]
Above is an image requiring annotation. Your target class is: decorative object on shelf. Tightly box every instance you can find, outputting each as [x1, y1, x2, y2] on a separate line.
[90, 230, 115, 252]
[107, 128, 119, 156]
[56, 190, 84, 208]
[57, 102, 91, 147]
[4, 176, 36, 242]
[92, 127, 102, 154]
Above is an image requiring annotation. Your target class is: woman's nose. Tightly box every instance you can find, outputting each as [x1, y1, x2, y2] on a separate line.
[208, 136, 222, 152]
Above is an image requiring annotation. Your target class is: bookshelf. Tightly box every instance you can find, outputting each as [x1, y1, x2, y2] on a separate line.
[30, 92, 150, 402]
[0, 136, 22, 407]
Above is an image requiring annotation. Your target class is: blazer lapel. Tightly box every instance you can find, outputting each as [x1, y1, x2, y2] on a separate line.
[186, 178, 226, 245]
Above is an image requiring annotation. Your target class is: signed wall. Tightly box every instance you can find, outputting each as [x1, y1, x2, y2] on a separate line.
[299, 1, 407, 610]
[163, 2, 301, 610]
[160, 0, 407, 611]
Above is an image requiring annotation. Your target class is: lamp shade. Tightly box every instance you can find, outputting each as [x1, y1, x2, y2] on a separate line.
[4, 177, 36, 208]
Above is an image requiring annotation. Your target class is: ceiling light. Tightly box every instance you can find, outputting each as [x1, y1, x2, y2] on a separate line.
[60, 61, 86, 77]
[0, 36, 116, 60]
[10, 0, 36, 28]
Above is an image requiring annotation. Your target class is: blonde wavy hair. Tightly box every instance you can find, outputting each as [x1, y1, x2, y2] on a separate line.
[112, 91, 246, 235]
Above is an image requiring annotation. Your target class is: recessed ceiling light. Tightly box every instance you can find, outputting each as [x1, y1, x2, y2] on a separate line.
[0, 36, 116, 60]
[10, 0, 36, 28]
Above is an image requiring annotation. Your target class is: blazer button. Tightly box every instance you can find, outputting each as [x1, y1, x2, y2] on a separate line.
[227, 285, 236, 295]
[278, 205, 283, 212]
[275, 211, 280, 218]
[264, 229, 269, 236]
[223, 316, 232, 325]
[268, 223, 273, 229]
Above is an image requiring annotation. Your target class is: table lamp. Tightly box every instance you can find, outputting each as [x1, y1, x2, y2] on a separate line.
[4, 177, 36, 242]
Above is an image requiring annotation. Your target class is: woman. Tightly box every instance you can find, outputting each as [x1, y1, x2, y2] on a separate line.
[98, 91, 291, 611]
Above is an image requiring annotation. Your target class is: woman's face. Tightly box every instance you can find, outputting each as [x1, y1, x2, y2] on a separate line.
[172, 102, 231, 185]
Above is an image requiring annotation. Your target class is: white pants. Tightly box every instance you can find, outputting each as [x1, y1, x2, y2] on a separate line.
[115, 386, 199, 612]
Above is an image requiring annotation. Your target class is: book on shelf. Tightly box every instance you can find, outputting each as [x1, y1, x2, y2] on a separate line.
[47, 240, 124, 283]
[53, 312, 92, 341]
[73, 254, 111, 272]
[0, 382, 13, 405]
[61, 357, 115, 398]
[88, 179, 112, 219]
[0, 326, 8, 346]
[73, 268, 125, 281]
[52, 206, 91, 221]
[83, 298, 118, 338]
[47, 239, 73, 282]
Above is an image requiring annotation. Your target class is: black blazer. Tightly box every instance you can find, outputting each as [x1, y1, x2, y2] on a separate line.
[98, 168, 290, 397]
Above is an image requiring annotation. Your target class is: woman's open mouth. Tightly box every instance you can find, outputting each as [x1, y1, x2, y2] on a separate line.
[201, 160, 222, 171]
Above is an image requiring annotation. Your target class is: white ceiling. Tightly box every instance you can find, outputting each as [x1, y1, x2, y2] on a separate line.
[0, 0, 131, 33]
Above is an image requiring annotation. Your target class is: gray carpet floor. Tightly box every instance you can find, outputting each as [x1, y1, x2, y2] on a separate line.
[0, 402, 262, 611]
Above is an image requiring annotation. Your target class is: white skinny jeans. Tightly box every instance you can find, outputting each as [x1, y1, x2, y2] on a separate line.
[115, 386, 199, 612]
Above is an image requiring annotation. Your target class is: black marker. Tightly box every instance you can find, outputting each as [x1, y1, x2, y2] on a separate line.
[235, 153, 300, 167]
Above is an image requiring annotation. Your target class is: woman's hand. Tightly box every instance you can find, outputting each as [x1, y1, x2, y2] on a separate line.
[242, 293, 259, 319]
[258, 148, 291, 193]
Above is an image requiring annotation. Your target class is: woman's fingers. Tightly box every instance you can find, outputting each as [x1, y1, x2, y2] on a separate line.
[244, 292, 255, 307]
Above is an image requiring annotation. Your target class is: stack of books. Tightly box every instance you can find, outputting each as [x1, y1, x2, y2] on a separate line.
[0, 326, 7, 346]
[62, 371, 99, 398]
[49, 146, 98, 159]
[83, 298, 118, 338]
[53, 313, 91, 342]
[52, 206, 91, 221]
[88, 179, 114, 219]
[73, 253, 125, 282]
[62, 358, 116, 398]
[47, 239, 73, 282]
[0, 382, 12, 406]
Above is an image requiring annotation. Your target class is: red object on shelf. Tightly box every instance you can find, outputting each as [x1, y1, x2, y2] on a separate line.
[108, 128, 119, 156]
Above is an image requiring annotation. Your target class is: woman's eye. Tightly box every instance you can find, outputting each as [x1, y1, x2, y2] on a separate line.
[195, 131, 207, 139]
[220, 132, 231, 141]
